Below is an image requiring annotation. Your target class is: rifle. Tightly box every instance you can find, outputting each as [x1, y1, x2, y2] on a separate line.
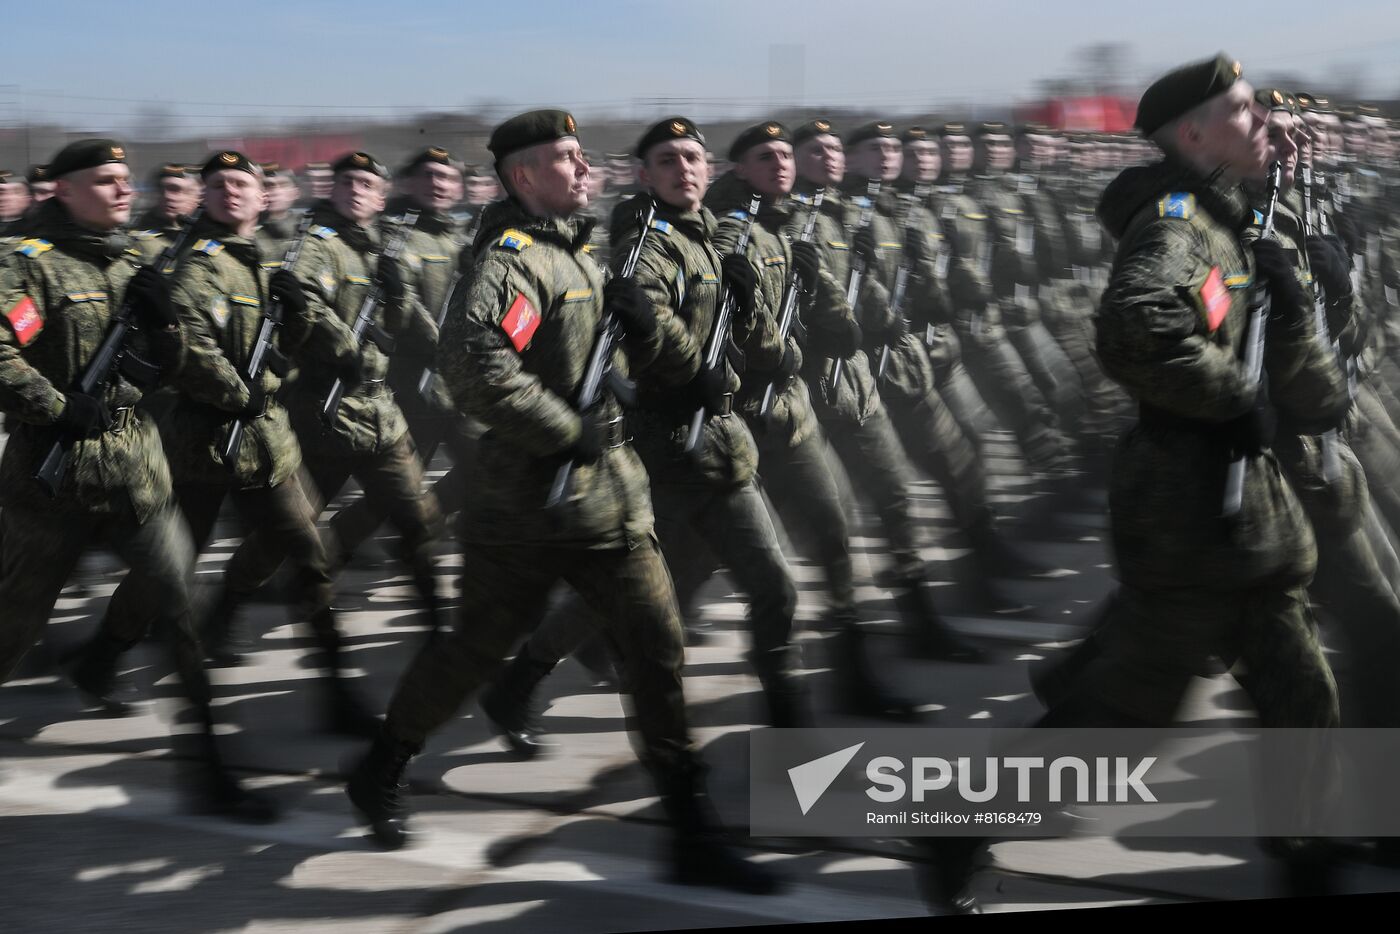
[545, 196, 656, 510]
[876, 185, 929, 382]
[758, 190, 821, 419]
[320, 209, 419, 426]
[684, 194, 761, 451]
[826, 179, 880, 403]
[1300, 161, 1346, 485]
[417, 209, 486, 400]
[220, 212, 314, 468]
[1222, 160, 1282, 519]
[34, 208, 205, 497]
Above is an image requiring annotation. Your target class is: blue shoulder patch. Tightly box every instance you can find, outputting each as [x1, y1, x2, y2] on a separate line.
[728, 210, 749, 221]
[15, 238, 52, 257]
[193, 238, 224, 256]
[310, 225, 337, 239]
[1252, 209, 1265, 227]
[650, 219, 672, 235]
[1156, 193, 1195, 220]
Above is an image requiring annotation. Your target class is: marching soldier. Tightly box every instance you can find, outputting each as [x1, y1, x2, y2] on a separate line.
[344, 110, 780, 895]
[94, 151, 381, 736]
[920, 55, 1351, 913]
[132, 162, 201, 260]
[0, 138, 275, 821]
[328, 146, 475, 565]
[255, 162, 304, 258]
[208, 151, 445, 652]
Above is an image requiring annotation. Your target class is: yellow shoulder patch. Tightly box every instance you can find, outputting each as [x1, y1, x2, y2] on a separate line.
[16, 238, 52, 258]
[193, 238, 224, 256]
[497, 229, 534, 251]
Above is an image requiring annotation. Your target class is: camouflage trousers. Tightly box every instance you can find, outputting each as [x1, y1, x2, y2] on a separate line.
[0, 501, 216, 714]
[382, 536, 693, 779]
[525, 475, 799, 682]
[233, 432, 443, 586]
[955, 310, 1072, 472]
[882, 388, 990, 533]
[751, 417, 857, 618]
[101, 472, 334, 636]
[328, 410, 476, 564]
[1038, 278, 1134, 441]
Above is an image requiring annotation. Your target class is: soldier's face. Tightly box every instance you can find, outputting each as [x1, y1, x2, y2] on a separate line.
[308, 169, 333, 199]
[31, 181, 55, 203]
[942, 136, 973, 173]
[266, 176, 299, 214]
[978, 134, 1014, 172]
[848, 137, 902, 182]
[465, 175, 498, 206]
[734, 141, 794, 198]
[795, 135, 844, 187]
[1189, 81, 1268, 179]
[1343, 121, 1370, 157]
[640, 139, 709, 212]
[204, 169, 266, 230]
[331, 169, 386, 224]
[901, 140, 940, 183]
[159, 175, 201, 221]
[1264, 112, 1299, 188]
[516, 138, 590, 216]
[56, 163, 133, 230]
[409, 162, 463, 213]
[0, 182, 28, 219]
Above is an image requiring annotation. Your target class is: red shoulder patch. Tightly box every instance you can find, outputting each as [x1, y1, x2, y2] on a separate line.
[1199, 266, 1229, 333]
[501, 292, 539, 351]
[3, 296, 42, 346]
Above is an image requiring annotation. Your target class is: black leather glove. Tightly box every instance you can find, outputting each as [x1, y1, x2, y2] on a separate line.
[1231, 393, 1277, 458]
[720, 253, 756, 316]
[335, 353, 363, 388]
[127, 266, 177, 330]
[883, 313, 910, 344]
[790, 240, 820, 292]
[264, 347, 292, 378]
[239, 384, 268, 418]
[774, 343, 798, 379]
[604, 277, 656, 339]
[1252, 239, 1308, 320]
[59, 392, 112, 437]
[269, 270, 307, 322]
[852, 227, 879, 265]
[1332, 211, 1362, 258]
[810, 317, 862, 358]
[1306, 235, 1353, 300]
[691, 364, 730, 413]
[570, 409, 605, 464]
[376, 254, 406, 303]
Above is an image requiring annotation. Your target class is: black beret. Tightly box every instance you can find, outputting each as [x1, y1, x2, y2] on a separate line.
[331, 151, 390, 179]
[937, 122, 969, 139]
[844, 120, 896, 148]
[260, 162, 284, 177]
[792, 118, 838, 148]
[27, 164, 48, 183]
[974, 121, 1011, 138]
[635, 116, 705, 158]
[404, 146, 460, 175]
[728, 121, 791, 161]
[900, 126, 934, 144]
[1254, 88, 1297, 116]
[1135, 52, 1243, 135]
[488, 109, 579, 162]
[48, 138, 128, 179]
[200, 150, 262, 179]
[153, 163, 195, 182]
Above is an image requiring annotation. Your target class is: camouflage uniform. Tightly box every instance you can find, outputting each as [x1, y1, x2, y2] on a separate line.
[514, 193, 804, 725]
[1061, 158, 1348, 729]
[372, 193, 702, 792]
[328, 197, 476, 560]
[229, 200, 444, 615]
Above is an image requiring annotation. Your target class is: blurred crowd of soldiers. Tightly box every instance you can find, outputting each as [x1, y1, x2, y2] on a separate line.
[2, 59, 1400, 914]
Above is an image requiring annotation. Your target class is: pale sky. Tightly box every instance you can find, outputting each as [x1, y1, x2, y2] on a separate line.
[3, 0, 1398, 134]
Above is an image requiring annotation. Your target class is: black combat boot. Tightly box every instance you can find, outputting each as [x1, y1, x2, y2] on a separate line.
[659, 757, 784, 895]
[479, 651, 559, 759]
[963, 512, 1053, 579]
[751, 649, 813, 729]
[893, 581, 987, 663]
[185, 734, 280, 824]
[345, 728, 422, 850]
[201, 588, 251, 667]
[914, 837, 984, 914]
[830, 622, 922, 723]
[65, 629, 137, 717]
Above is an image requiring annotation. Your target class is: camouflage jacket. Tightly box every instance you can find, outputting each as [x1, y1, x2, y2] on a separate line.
[1095, 158, 1349, 591]
[381, 199, 466, 417]
[130, 209, 185, 264]
[785, 181, 880, 427]
[708, 173, 818, 449]
[610, 193, 754, 489]
[930, 176, 1002, 334]
[966, 173, 1042, 327]
[255, 211, 306, 263]
[160, 214, 302, 489]
[437, 197, 675, 548]
[0, 201, 180, 520]
[281, 201, 415, 458]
